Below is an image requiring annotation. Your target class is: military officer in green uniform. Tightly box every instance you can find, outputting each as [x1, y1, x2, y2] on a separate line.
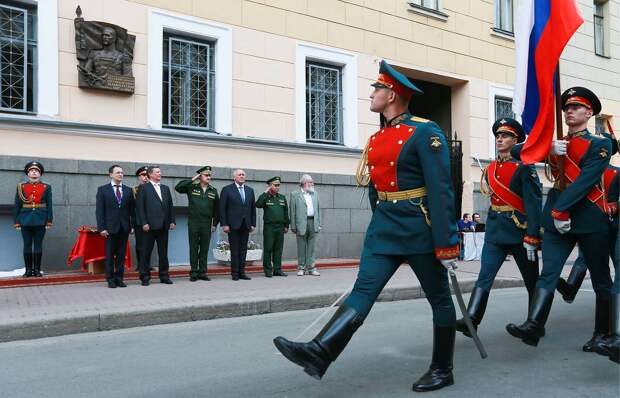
[256, 176, 289, 277]
[175, 166, 219, 281]
[132, 166, 149, 270]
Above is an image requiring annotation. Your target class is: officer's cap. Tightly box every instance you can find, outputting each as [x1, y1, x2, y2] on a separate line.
[371, 60, 423, 100]
[24, 161, 44, 175]
[135, 166, 148, 176]
[196, 166, 212, 175]
[561, 86, 601, 115]
[492, 118, 525, 144]
[267, 176, 281, 185]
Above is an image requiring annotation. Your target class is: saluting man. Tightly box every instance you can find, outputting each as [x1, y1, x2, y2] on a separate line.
[132, 166, 149, 270]
[456, 118, 542, 339]
[506, 87, 614, 349]
[256, 176, 289, 277]
[273, 60, 460, 392]
[13, 161, 53, 277]
[175, 166, 219, 281]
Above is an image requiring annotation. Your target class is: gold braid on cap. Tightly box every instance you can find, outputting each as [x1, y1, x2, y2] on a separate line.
[480, 166, 492, 197]
[355, 137, 372, 187]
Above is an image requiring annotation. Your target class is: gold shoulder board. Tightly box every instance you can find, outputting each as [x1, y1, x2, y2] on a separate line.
[410, 116, 429, 123]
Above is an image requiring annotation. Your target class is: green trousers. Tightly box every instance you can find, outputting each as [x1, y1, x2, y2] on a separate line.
[188, 221, 212, 277]
[263, 223, 285, 274]
[296, 219, 316, 271]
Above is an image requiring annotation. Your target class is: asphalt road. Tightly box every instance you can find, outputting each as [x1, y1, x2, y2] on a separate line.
[0, 285, 618, 398]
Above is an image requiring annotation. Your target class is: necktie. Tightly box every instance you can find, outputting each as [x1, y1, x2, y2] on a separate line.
[239, 186, 245, 204]
[115, 185, 122, 205]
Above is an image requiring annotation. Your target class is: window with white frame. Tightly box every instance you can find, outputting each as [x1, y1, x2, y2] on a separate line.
[306, 61, 343, 144]
[162, 32, 215, 131]
[495, 0, 514, 33]
[594, 1, 609, 57]
[410, 0, 439, 11]
[0, 1, 36, 113]
[495, 96, 515, 121]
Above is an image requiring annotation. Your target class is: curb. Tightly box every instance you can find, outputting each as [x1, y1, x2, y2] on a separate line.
[0, 277, 525, 343]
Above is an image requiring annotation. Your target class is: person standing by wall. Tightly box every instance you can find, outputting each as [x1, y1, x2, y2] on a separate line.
[13, 161, 53, 277]
[256, 176, 289, 277]
[289, 174, 321, 276]
[132, 166, 149, 271]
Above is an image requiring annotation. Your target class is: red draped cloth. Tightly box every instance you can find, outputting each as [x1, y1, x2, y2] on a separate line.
[67, 226, 132, 271]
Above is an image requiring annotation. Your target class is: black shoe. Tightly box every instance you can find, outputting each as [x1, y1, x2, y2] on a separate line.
[273, 305, 365, 380]
[594, 293, 620, 363]
[584, 296, 611, 352]
[232, 276, 239, 281]
[412, 324, 455, 392]
[198, 275, 211, 281]
[455, 287, 488, 338]
[239, 274, 252, 280]
[141, 280, 150, 286]
[274, 271, 288, 277]
[506, 288, 554, 347]
[584, 333, 607, 352]
[107, 280, 117, 288]
[265, 273, 273, 278]
[190, 276, 198, 282]
[115, 280, 127, 288]
[32, 253, 43, 277]
[22, 253, 33, 277]
[160, 278, 173, 284]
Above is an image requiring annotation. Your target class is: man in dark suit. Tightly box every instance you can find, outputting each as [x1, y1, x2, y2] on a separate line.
[96, 165, 134, 288]
[219, 169, 256, 280]
[136, 165, 176, 285]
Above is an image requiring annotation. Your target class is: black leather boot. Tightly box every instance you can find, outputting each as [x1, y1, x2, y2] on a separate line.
[32, 253, 43, 277]
[506, 288, 553, 346]
[594, 293, 620, 363]
[556, 266, 587, 303]
[273, 305, 364, 380]
[22, 253, 33, 277]
[412, 324, 455, 392]
[583, 296, 611, 352]
[456, 287, 488, 338]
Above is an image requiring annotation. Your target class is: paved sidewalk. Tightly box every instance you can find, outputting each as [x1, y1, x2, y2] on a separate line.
[0, 255, 584, 343]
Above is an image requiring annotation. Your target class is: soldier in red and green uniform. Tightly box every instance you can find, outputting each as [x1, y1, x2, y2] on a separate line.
[274, 60, 459, 393]
[456, 118, 542, 339]
[13, 161, 53, 277]
[132, 166, 149, 271]
[506, 87, 614, 349]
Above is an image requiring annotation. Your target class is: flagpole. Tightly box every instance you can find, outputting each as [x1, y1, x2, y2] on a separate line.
[555, 64, 566, 190]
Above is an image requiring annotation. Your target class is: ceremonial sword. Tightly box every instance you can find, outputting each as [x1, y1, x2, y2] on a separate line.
[446, 263, 488, 359]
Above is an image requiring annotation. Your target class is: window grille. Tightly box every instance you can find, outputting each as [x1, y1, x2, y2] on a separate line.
[495, 96, 514, 121]
[306, 62, 343, 144]
[0, 2, 36, 113]
[162, 34, 215, 130]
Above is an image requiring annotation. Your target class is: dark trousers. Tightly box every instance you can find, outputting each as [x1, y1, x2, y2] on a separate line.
[21, 226, 46, 253]
[229, 226, 249, 278]
[476, 242, 539, 294]
[539, 231, 612, 297]
[140, 229, 170, 281]
[344, 247, 456, 327]
[105, 230, 129, 282]
[134, 228, 148, 269]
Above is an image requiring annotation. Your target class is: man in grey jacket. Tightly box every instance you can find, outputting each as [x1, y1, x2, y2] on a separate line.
[289, 174, 321, 276]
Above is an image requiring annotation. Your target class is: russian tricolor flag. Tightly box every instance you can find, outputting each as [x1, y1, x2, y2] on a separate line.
[512, 0, 583, 164]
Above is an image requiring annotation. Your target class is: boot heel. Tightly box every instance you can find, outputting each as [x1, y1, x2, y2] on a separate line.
[522, 336, 539, 347]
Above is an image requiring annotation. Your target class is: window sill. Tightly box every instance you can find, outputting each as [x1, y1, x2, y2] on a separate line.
[595, 52, 611, 59]
[490, 27, 514, 41]
[407, 3, 449, 21]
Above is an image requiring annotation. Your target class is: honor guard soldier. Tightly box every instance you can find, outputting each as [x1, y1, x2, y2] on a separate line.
[175, 166, 219, 281]
[506, 87, 614, 348]
[13, 161, 53, 277]
[256, 176, 289, 277]
[456, 118, 542, 338]
[132, 166, 149, 270]
[274, 60, 460, 392]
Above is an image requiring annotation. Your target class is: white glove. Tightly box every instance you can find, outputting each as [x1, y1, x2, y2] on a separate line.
[553, 218, 571, 234]
[440, 258, 458, 271]
[523, 242, 537, 262]
[551, 139, 568, 156]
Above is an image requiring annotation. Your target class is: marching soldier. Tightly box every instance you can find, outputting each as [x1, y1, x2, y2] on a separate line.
[273, 60, 460, 392]
[13, 161, 53, 277]
[132, 166, 149, 271]
[175, 166, 219, 281]
[456, 118, 542, 338]
[506, 87, 613, 349]
[256, 176, 289, 277]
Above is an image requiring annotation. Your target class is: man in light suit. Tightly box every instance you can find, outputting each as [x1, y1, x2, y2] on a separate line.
[290, 174, 321, 276]
[96, 165, 134, 288]
[136, 166, 176, 286]
[219, 169, 256, 281]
